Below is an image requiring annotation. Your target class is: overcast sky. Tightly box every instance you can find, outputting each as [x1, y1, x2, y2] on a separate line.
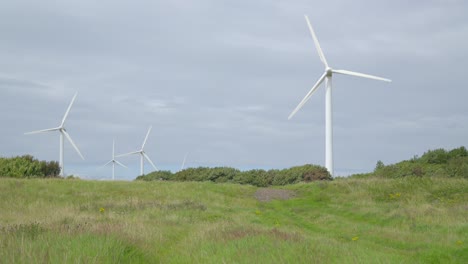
[1, 0, 467, 180]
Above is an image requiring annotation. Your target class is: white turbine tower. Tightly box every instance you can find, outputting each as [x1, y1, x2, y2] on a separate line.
[25, 92, 84, 176]
[288, 15, 391, 177]
[117, 126, 157, 176]
[102, 139, 127, 180]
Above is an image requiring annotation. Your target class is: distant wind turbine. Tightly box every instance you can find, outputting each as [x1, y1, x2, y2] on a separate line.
[102, 139, 127, 180]
[117, 126, 157, 176]
[25, 92, 84, 176]
[180, 152, 189, 171]
[288, 15, 391, 177]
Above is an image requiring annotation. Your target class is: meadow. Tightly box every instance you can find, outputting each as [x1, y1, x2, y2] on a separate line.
[0, 177, 466, 263]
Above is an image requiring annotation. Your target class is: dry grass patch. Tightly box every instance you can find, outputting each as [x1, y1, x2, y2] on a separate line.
[254, 188, 296, 202]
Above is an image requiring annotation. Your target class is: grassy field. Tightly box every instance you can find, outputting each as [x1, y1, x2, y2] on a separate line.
[0, 177, 467, 263]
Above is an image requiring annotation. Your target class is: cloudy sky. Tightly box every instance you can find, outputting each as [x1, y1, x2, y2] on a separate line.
[1, 0, 467, 180]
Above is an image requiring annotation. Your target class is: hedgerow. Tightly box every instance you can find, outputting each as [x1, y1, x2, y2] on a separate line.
[137, 164, 332, 187]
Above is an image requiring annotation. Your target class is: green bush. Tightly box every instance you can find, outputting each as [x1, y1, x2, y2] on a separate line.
[208, 167, 240, 183]
[137, 164, 332, 187]
[370, 146, 468, 179]
[173, 167, 212, 182]
[136, 170, 173, 181]
[0, 155, 60, 178]
[239, 169, 273, 187]
[420, 148, 449, 164]
[233, 169, 257, 185]
[448, 146, 468, 159]
[446, 157, 468, 178]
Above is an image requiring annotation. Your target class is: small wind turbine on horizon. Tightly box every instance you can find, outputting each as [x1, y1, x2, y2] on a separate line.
[180, 152, 189, 171]
[25, 92, 84, 176]
[117, 126, 157, 176]
[288, 15, 391, 177]
[102, 139, 127, 180]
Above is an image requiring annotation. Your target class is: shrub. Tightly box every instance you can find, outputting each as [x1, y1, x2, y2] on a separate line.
[173, 167, 212, 182]
[0, 155, 60, 178]
[302, 166, 332, 181]
[208, 167, 240, 183]
[375, 160, 385, 171]
[136, 170, 173, 181]
[369, 146, 468, 179]
[448, 146, 468, 159]
[250, 169, 274, 187]
[279, 164, 331, 183]
[233, 169, 274, 187]
[446, 157, 468, 178]
[136, 164, 332, 187]
[420, 148, 449, 164]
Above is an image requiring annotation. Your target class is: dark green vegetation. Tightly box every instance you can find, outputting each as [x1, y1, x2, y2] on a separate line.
[2, 146, 466, 183]
[0, 177, 466, 263]
[370, 146, 468, 179]
[139, 147, 468, 185]
[0, 155, 60, 178]
[137, 165, 332, 187]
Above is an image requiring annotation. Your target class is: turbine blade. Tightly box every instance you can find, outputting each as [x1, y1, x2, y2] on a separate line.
[115, 160, 128, 168]
[288, 72, 327, 120]
[143, 153, 157, 171]
[61, 92, 78, 127]
[333, 69, 391, 82]
[115, 150, 140, 157]
[305, 15, 328, 68]
[24, 127, 60, 135]
[141, 126, 152, 149]
[101, 160, 113, 167]
[181, 152, 188, 170]
[62, 130, 85, 160]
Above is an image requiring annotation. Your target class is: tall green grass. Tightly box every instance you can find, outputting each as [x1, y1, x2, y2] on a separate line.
[0, 177, 466, 263]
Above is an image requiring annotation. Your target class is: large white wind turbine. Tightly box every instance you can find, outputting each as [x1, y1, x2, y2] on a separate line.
[288, 15, 391, 177]
[117, 126, 157, 176]
[102, 139, 127, 180]
[25, 92, 84, 176]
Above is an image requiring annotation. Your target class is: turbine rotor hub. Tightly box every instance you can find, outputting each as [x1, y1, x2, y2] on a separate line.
[326, 67, 333, 76]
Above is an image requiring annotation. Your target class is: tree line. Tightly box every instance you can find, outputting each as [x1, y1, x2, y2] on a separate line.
[136, 164, 332, 187]
[2, 146, 466, 182]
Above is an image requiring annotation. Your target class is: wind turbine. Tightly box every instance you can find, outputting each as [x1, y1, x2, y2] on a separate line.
[288, 15, 391, 177]
[180, 152, 189, 171]
[102, 139, 127, 180]
[117, 126, 157, 176]
[25, 92, 84, 176]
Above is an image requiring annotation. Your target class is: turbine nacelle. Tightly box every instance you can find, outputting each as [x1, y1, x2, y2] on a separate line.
[326, 67, 333, 77]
